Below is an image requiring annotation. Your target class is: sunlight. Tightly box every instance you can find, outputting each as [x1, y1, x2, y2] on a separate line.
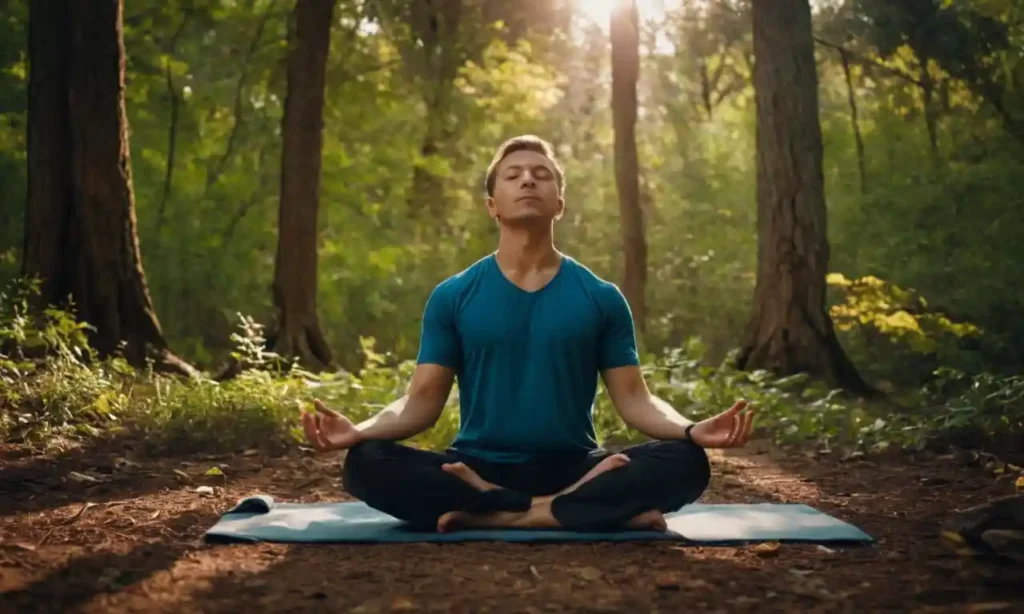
[575, 0, 677, 28]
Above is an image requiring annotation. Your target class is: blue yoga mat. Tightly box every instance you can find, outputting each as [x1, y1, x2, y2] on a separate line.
[204, 495, 874, 545]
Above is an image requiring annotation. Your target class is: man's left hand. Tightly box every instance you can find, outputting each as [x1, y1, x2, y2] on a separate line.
[688, 400, 755, 448]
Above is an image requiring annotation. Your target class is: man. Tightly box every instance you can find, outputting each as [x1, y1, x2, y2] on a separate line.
[301, 135, 755, 533]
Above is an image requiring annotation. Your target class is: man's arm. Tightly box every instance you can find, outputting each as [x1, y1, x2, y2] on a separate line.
[352, 363, 455, 441]
[601, 365, 693, 441]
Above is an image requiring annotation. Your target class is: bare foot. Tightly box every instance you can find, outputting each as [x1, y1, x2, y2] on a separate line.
[441, 462, 499, 492]
[437, 501, 556, 533]
[625, 509, 667, 532]
[558, 453, 631, 496]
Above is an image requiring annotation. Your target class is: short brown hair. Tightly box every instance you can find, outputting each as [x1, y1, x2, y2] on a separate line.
[484, 135, 565, 197]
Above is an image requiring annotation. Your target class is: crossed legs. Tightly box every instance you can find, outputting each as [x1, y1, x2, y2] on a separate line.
[341, 439, 710, 532]
[436, 454, 668, 532]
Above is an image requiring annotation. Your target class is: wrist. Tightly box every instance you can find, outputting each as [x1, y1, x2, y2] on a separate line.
[684, 423, 697, 443]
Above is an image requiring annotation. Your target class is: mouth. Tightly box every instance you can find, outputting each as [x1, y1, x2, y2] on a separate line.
[517, 195, 542, 203]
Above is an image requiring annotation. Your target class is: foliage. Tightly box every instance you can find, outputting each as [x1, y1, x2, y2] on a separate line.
[2, 286, 1022, 458]
[0, 280, 134, 449]
[2, 1, 1024, 455]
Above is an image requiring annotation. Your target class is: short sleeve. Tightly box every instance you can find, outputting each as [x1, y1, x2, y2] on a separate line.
[416, 282, 461, 369]
[598, 285, 640, 370]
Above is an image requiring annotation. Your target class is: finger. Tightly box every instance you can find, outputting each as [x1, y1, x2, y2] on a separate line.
[316, 427, 334, 451]
[725, 413, 742, 446]
[722, 399, 747, 419]
[301, 412, 323, 451]
[738, 410, 754, 444]
[314, 399, 342, 418]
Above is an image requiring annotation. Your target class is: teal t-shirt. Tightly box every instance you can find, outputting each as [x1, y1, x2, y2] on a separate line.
[416, 253, 640, 463]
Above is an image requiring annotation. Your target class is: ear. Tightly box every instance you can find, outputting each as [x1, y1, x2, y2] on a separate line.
[485, 195, 498, 220]
[553, 196, 566, 221]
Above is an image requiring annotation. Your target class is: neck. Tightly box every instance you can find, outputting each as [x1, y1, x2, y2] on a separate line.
[495, 224, 559, 273]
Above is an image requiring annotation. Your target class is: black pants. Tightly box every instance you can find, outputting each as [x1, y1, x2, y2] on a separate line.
[341, 439, 711, 531]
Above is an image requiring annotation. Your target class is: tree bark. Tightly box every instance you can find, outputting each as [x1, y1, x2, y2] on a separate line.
[610, 0, 648, 336]
[24, 0, 74, 309]
[738, 0, 872, 395]
[271, 0, 334, 371]
[23, 0, 195, 377]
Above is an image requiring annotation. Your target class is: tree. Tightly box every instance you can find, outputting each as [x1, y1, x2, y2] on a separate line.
[737, 0, 872, 395]
[610, 0, 647, 335]
[22, 0, 194, 376]
[271, 0, 335, 370]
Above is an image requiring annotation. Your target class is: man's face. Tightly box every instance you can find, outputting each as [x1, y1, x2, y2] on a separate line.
[487, 150, 564, 226]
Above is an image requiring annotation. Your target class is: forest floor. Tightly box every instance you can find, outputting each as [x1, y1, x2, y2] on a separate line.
[1, 436, 1022, 614]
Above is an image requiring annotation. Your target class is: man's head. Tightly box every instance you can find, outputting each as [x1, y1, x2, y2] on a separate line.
[484, 135, 565, 227]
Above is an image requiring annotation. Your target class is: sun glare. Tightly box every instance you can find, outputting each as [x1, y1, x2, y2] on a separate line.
[576, 0, 675, 28]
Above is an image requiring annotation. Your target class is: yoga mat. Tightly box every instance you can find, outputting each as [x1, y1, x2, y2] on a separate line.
[204, 495, 874, 545]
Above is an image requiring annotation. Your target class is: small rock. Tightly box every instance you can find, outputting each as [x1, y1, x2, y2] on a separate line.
[195, 486, 215, 496]
[576, 567, 602, 581]
[752, 542, 781, 557]
[655, 572, 681, 590]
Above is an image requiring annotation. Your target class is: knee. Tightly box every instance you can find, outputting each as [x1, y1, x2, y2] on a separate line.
[647, 439, 711, 501]
[341, 440, 392, 494]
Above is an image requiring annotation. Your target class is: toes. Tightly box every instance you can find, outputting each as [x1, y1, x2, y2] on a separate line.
[610, 453, 630, 467]
[442, 462, 469, 477]
[437, 511, 463, 533]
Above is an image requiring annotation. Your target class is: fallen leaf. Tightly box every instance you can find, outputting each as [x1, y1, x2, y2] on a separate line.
[390, 596, 416, 611]
[195, 486, 215, 496]
[816, 545, 835, 554]
[7, 542, 36, 551]
[752, 542, 781, 557]
[149, 510, 161, 520]
[173, 469, 193, 483]
[529, 565, 542, 580]
[966, 603, 1013, 613]
[67, 471, 101, 484]
[1015, 476, 1024, 490]
[203, 467, 225, 477]
[243, 448, 261, 456]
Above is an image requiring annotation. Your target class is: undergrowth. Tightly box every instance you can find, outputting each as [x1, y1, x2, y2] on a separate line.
[1, 278, 1022, 456]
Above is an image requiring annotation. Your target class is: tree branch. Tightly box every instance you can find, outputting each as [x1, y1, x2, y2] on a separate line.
[156, 11, 192, 234]
[813, 36, 925, 88]
[204, 4, 275, 193]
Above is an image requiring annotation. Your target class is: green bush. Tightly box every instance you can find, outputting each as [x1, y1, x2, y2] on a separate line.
[3, 278, 1022, 457]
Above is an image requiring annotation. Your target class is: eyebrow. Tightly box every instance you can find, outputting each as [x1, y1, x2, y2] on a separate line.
[503, 164, 552, 172]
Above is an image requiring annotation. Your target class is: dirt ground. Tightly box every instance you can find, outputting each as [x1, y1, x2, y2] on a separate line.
[1, 436, 1021, 614]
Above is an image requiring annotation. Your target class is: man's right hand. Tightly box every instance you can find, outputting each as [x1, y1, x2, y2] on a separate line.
[301, 400, 363, 452]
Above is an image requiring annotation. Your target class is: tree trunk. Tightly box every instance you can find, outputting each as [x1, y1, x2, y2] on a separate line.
[23, 0, 195, 377]
[839, 50, 867, 194]
[919, 54, 940, 168]
[24, 0, 74, 309]
[610, 0, 648, 336]
[272, 0, 334, 371]
[738, 0, 872, 395]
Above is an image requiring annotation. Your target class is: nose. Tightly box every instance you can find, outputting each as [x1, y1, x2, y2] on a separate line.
[520, 171, 537, 188]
